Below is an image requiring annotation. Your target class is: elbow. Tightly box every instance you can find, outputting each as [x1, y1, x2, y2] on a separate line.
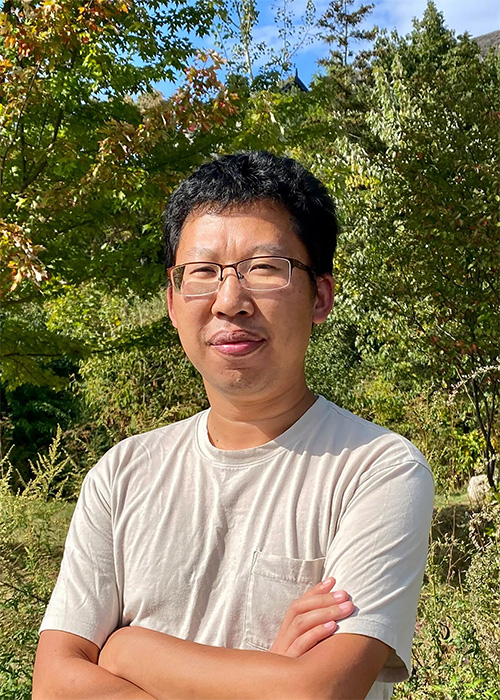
[284, 657, 369, 700]
[32, 680, 55, 700]
[32, 672, 66, 700]
[32, 667, 52, 700]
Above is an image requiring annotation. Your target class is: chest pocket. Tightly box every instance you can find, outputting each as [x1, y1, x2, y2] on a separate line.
[243, 550, 326, 651]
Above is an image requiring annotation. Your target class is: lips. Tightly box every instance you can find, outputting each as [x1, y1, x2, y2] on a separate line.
[207, 330, 266, 357]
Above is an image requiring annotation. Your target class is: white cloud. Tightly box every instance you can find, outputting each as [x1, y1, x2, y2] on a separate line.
[288, 0, 500, 82]
[162, 0, 500, 93]
[252, 22, 282, 49]
[371, 0, 500, 38]
[434, 0, 500, 37]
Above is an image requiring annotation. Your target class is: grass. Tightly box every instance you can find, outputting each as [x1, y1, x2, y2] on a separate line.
[434, 490, 469, 509]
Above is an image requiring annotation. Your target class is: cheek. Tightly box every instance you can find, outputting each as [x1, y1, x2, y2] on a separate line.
[171, 301, 210, 346]
[268, 297, 314, 341]
[173, 321, 204, 369]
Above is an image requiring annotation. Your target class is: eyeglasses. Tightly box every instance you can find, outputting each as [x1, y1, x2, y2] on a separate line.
[167, 256, 314, 297]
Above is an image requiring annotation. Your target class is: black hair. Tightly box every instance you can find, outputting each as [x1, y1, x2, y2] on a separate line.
[163, 151, 338, 275]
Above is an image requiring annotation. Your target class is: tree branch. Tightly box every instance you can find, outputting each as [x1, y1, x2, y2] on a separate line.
[0, 61, 42, 188]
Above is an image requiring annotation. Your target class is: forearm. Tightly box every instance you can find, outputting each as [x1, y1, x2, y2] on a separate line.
[36, 660, 154, 700]
[99, 627, 317, 700]
[32, 644, 154, 700]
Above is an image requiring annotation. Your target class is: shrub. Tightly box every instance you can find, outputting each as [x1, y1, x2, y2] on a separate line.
[306, 319, 484, 493]
[467, 503, 500, 668]
[0, 432, 74, 699]
[394, 502, 500, 699]
[79, 316, 207, 446]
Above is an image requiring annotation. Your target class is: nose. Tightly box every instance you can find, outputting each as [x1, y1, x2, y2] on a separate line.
[210, 268, 254, 318]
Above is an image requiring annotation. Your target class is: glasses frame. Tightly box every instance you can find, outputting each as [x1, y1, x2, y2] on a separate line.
[167, 256, 315, 297]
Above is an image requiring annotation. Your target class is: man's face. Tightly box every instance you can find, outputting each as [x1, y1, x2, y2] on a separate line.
[167, 202, 333, 402]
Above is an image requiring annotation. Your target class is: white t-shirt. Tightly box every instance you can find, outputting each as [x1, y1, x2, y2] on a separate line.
[41, 396, 434, 699]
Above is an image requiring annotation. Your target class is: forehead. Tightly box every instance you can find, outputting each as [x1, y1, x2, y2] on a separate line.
[176, 202, 306, 263]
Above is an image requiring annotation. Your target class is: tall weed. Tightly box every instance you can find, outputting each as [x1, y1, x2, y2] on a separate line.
[394, 501, 500, 699]
[0, 429, 74, 699]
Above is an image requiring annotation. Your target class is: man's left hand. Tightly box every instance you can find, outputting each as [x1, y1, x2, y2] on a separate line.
[269, 577, 354, 657]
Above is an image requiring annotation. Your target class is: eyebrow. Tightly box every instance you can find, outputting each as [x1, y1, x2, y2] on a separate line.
[180, 244, 288, 260]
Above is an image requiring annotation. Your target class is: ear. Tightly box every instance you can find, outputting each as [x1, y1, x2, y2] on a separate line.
[312, 275, 334, 325]
[167, 285, 178, 329]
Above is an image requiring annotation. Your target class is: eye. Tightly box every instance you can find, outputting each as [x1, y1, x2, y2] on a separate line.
[186, 264, 218, 277]
[248, 262, 279, 273]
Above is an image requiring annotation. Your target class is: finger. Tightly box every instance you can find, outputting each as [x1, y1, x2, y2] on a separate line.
[278, 579, 334, 628]
[290, 600, 354, 637]
[279, 599, 354, 653]
[301, 577, 336, 597]
[285, 619, 339, 658]
[281, 590, 350, 629]
[279, 590, 349, 633]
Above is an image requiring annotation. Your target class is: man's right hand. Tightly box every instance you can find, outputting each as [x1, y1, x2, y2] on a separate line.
[269, 577, 354, 658]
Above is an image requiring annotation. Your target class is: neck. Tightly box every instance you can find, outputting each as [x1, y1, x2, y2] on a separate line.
[205, 382, 317, 450]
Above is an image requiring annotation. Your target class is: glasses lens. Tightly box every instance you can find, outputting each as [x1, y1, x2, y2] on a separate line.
[238, 257, 290, 290]
[174, 263, 220, 296]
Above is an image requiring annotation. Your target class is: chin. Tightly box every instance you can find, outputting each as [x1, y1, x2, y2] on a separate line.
[206, 371, 271, 396]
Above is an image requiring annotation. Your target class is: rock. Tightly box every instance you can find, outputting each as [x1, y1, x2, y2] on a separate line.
[467, 474, 490, 507]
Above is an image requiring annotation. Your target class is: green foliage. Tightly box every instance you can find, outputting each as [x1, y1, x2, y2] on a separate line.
[0, 306, 89, 389]
[393, 502, 500, 700]
[0, 431, 75, 699]
[79, 324, 208, 445]
[216, 0, 264, 82]
[306, 317, 485, 493]
[359, 31, 499, 483]
[51, 290, 208, 449]
[467, 505, 500, 668]
[0, 1, 237, 389]
[1, 378, 78, 480]
[217, 0, 317, 86]
[292, 2, 500, 487]
[318, 0, 377, 68]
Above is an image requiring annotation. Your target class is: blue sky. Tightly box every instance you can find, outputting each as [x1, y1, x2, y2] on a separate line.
[157, 0, 500, 95]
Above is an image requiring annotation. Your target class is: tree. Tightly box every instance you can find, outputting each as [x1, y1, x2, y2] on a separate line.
[311, 0, 379, 154]
[216, 0, 317, 89]
[281, 2, 500, 489]
[216, 0, 263, 83]
[0, 1, 238, 388]
[331, 5, 500, 487]
[317, 0, 377, 68]
[0, 0, 242, 472]
[271, 0, 316, 79]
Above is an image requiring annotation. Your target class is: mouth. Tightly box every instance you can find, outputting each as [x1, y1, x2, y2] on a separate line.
[207, 331, 266, 357]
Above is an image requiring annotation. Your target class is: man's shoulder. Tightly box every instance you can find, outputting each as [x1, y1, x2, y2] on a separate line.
[85, 408, 208, 484]
[124, 408, 207, 448]
[315, 396, 431, 474]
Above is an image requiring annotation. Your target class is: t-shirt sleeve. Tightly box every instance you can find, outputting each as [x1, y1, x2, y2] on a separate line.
[39, 460, 120, 649]
[324, 459, 434, 683]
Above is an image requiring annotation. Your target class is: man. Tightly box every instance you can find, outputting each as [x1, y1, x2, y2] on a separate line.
[33, 151, 434, 700]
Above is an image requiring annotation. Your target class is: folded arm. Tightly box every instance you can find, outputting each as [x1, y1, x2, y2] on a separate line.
[32, 580, 388, 700]
[98, 625, 391, 700]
